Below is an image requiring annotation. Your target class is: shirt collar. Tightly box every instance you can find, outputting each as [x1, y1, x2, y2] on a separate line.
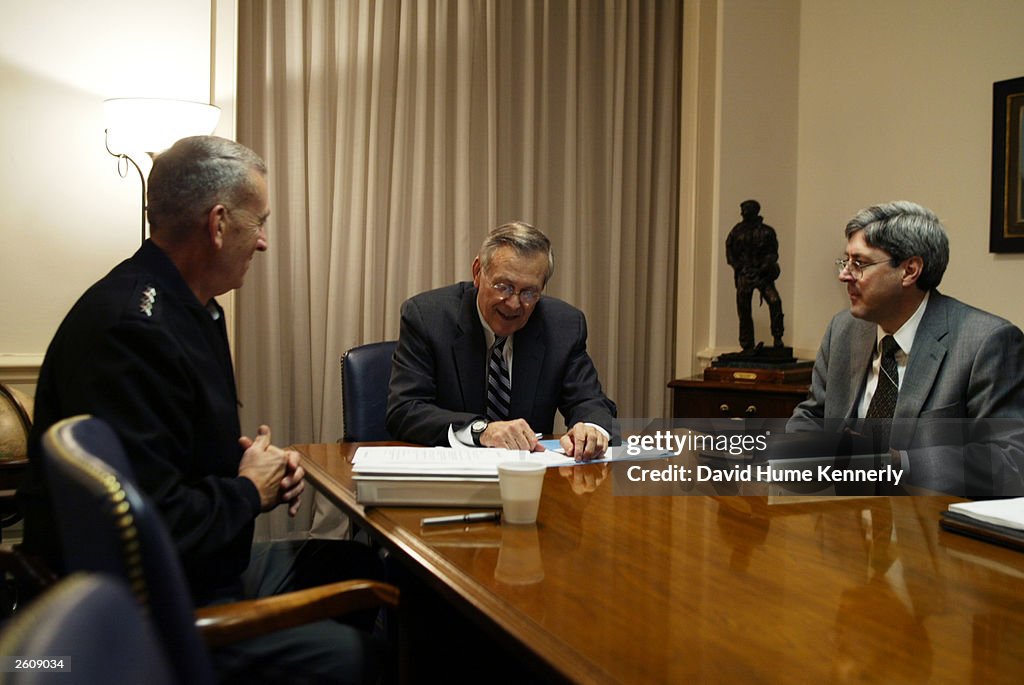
[475, 296, 513, 352]
[877, 290, 929, 357]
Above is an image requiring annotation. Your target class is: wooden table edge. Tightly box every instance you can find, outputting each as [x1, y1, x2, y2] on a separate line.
[297, 445, 620, 685]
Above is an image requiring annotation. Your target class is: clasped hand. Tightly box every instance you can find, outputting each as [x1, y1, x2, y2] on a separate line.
[238, 425, 306, 516]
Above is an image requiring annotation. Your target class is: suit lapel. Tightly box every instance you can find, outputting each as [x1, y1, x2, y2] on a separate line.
[842, 321, 877, 419]
[509, 308, 545, 421]
[453, 286, 487, 413]
[896, 292, 949, 419]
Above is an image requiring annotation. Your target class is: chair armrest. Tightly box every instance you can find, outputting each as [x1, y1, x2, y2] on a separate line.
[194, 579, 399, 647]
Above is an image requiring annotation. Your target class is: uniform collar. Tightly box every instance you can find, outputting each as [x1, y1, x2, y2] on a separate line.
[133, 239, 220, 316]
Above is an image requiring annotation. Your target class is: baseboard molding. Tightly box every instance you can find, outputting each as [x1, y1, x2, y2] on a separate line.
[0, 354, 42, 394]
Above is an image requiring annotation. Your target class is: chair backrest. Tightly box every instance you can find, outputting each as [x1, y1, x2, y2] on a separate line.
[0, 573, 175, 685]
[40, 415, 216, 685]
[341, 340, 398, 441]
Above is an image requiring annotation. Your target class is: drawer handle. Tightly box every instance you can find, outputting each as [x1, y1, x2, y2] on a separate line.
[745, 405, 758, 415]
[719, 404, 730, 414]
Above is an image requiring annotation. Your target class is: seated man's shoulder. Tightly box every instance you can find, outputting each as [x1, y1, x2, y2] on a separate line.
[406, 281, 470, 302]
[399, 283, 486, 345]
[940, 294, 1022, 340]
[535, 293, 584, 318]
[403, 281, 472, 315]
[826, 308, 871, 335]
[529, 296, 588, 336]
[943, 293, 1011, 322]
[63, 264, 170, 333]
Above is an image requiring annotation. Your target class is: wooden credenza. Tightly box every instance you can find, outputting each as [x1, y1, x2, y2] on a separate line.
[669, 376, 810, 419]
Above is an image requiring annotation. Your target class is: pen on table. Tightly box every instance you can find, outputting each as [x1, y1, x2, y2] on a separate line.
[534, 433, 565, 455]
[421, 511, 502, 526]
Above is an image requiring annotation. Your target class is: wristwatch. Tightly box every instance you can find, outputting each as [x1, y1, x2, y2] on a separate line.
[470, 419, 489, 446]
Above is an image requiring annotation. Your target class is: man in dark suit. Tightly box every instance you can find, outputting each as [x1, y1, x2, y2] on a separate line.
[386, 221, 618, 460]
[20, 136, 384, 682]
[788, 200, 1024, 495]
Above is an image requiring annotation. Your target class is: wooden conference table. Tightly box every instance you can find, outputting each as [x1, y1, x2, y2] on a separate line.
[297, 442, 1024, 684]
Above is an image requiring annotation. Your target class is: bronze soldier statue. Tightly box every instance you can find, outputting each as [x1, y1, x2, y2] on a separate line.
[726, 200, 784, 351]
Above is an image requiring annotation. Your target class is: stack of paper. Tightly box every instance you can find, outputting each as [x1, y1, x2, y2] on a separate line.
[947, 498, 1024, 530]
[940, 497, 1024, 551]
[352, 445, 579, 474]
[352, 446, 564, 507]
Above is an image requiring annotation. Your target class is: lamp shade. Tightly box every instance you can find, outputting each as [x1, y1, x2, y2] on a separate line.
[104, 98, 221, 155]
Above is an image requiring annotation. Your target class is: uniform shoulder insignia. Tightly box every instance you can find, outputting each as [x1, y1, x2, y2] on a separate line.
[139, 285, 157, 317]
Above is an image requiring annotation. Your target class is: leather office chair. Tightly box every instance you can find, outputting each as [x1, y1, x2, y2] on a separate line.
[341, 340, 398, 441]
[41, 415, 400, 684]
[0, 573, 178, 685]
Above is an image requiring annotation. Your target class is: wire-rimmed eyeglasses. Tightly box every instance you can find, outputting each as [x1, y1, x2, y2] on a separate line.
[489, 282, 542, 306]
[835, 257, 891, 280]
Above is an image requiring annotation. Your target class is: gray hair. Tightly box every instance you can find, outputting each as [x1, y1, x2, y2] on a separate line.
[478, 221, 555, 284]
[147, 136, 267, 242]
[844, 200, 949, 291]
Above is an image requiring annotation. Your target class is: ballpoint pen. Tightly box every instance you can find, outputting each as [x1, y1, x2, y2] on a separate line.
[421, 511, 502, 526]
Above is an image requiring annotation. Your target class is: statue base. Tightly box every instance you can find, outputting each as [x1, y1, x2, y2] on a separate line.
[706, 343, 812, 384]
[715, 342, 796, 366]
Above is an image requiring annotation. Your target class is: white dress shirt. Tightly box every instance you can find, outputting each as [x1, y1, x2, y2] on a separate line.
[857, 291, 930, 418]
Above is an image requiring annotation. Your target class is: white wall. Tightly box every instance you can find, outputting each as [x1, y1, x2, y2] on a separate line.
[5, 0, 1023, 399]
[714, 0, 800, 351]
[679, 0, 1024, 376]
[791, 0, 1024, 351]
[677, 0, 801, 372]
[0, 0, 220, 390]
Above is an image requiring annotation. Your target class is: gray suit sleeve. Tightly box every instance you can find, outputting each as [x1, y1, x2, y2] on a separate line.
[964, 320, 1024, 418]
[787, 321, 832, 432]
[908, 320, 1024, 496]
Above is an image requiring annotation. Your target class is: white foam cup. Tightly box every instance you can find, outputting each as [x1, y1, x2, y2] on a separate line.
[497, 461, 546, 524]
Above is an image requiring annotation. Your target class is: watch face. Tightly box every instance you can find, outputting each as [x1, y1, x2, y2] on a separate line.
[472, 420, 488, 433]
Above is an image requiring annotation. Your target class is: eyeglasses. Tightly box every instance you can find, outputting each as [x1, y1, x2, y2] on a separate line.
[835, 257, 891, 280]
[489, 282, 542, 306]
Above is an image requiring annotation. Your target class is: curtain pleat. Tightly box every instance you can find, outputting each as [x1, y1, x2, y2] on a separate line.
[236, 0, 681, 449]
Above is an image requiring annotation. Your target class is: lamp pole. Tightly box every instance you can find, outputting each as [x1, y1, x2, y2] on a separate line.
[103, 99, 221, 245]
[104, 129, 147, 245]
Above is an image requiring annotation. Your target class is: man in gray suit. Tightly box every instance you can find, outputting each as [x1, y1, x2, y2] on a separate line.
[386, 221, 618, 460]
[788, 201, 1024, 495]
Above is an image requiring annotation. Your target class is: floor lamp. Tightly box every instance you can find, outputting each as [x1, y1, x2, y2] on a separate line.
[104, 98, 221, 245]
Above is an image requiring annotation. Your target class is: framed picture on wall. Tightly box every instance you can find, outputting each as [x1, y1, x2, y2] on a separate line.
[990, 76, 1024, 253]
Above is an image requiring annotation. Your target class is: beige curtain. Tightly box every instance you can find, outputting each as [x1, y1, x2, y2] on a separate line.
[235, 0, 680, 448]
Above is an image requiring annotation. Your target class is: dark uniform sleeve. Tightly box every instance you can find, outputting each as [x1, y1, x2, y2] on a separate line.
[60, 312, 260, 576]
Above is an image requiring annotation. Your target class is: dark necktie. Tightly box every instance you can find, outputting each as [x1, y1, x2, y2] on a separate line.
[866, 335, 900, 443]
[486, 336, 511, 421]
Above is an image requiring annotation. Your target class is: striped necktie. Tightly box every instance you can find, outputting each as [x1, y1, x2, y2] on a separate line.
[486, 336, 511, 421]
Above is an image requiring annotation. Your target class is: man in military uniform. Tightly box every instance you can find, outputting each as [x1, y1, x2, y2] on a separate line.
[726, 200, 785, 350]
[19, 136, 383, 682]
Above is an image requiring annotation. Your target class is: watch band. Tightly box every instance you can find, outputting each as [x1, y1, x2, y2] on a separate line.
[470, 419, 488, 446]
